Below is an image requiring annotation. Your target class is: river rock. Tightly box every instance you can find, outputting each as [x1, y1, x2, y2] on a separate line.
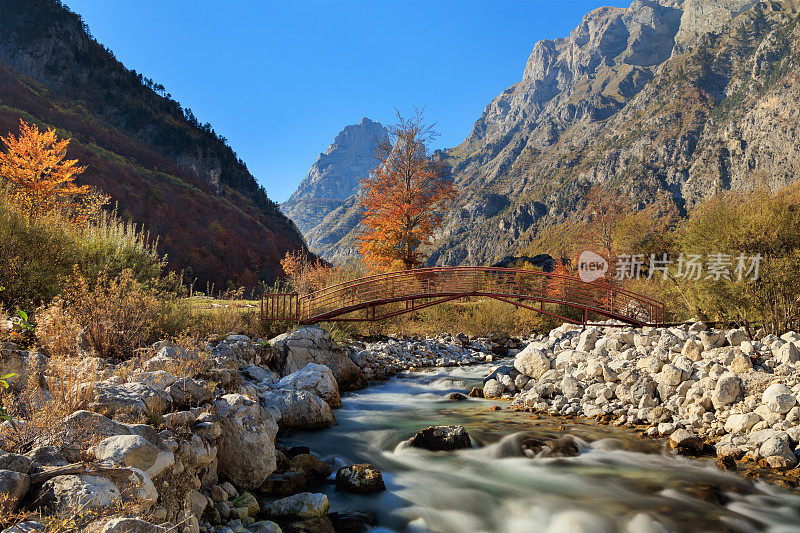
[267, 492, 329, 519]
[483, 379, 504, 398]
[762, 383, 797, 414]
[277, 363, 341, 408]
[248, 521, 283, 533]
[0, 469, 30, 509]
[90, 382, 149, 419]
[712, 374, 741, 408]
[260, 389, 336, 430]
[335, 464, 386, 494]
[514, 345, 551, 379]
[409, 425, 472, 451]
[288, 454, 332, 481]
[775, 342, 800, 364]
[214, 394, 279, 489]
[725, 413, 761, 433]
[91, 434, 158, 471]
[101, 518, 167, 533]
[760, 436, 798, 469]
[269, 326, 367, 391]
[166, 377, 213, 407]
[261, 470, 306, 497]
[38, 474, 121, 513]
[669, 429, 703, 455]
[328, 510, 378, 533]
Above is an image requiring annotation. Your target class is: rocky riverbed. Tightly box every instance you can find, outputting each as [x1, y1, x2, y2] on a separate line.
[2, 322, 800, 532]
[481, 322, 800, 481]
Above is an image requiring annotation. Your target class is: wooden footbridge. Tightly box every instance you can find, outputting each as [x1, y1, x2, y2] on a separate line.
[262, 266, 665, 327]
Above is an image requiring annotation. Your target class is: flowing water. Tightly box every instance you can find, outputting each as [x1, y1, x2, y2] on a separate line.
[281, 364, 800, 533]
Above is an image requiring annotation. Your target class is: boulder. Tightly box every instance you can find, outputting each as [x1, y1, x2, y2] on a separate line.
[335, 464, 386, 494]
[269, 327, 367, 391]
[681, 339, 703, 362]
[267, 492, 329, 519]
[214, 394, 279, 489]
[102, 518, 167, 533]
[277, 363, 341, 408]
[247, 522, 283, 533]
[39, 474, 121, 513]
[90, 382, 148, 419]
[729, 355, 753, 374]
[0, 469, 30, 508]
[288, 454, 332, 481]
[328, 511, 377, 533]
[166, 377, 213, 408]
[762, 383, 797, 415]
[712, 374, 741, 408]
[760, 436, 798, 469]
[0, 452, 33, 473]
[775, 342, 800, 364]
[726, 329, 748, 347]
[513, 345, 551, 379]
[725, 413, 761, 433]
[669, 429, 703, 455]
[260, 389, 336, 430]
[91, 435, 157, 471]
[482, 379, 504, 398]
[408, 425, 472, 451]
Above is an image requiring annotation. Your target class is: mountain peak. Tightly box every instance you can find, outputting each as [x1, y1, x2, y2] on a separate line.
[282, 118, 388, 235]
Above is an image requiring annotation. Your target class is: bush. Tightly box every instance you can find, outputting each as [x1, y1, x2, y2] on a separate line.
[38, 269, 168, 360]
[0, 198, 163, 311]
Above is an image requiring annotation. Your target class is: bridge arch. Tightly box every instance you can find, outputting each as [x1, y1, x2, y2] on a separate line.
[262, 266, 665, 327]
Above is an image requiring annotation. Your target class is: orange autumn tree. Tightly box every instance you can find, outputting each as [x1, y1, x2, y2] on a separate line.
[358, 110, 456, 271]
[0, 120, 106, 223]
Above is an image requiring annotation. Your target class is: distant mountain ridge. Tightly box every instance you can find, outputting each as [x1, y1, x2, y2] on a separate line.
[281, 117, 387, 238]
[285, 0, 800, 266]
[0, 0, 307, 287]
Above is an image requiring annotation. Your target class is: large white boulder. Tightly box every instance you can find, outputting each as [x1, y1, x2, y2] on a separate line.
[91, 434, 174, 479]
[269, 326, 367, 391]
[260, 389, 336, 430]
[712, 374, 741, 408]
[724, 413, 761, 433]
[39, 474, 121, 513]
[762, 383, 797, 414]
[277, 363, 341, 408]
[514, 345, 551, 379]
[214, 394, 279, 489]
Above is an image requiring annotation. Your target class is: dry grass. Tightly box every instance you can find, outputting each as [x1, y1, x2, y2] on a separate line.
[1, 353, 100, 454]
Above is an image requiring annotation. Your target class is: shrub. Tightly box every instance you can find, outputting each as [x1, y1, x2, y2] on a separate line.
[0, 198, 163, 311]
[38, 269, 167, 360]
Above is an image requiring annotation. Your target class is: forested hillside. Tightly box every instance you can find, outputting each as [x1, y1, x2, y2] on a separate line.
[0, 0, 307, 288]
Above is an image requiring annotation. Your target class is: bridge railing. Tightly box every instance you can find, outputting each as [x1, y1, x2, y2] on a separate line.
[290, 266, 665, 325]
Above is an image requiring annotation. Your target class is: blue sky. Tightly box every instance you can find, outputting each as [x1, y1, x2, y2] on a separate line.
[64, 0, 630, 202]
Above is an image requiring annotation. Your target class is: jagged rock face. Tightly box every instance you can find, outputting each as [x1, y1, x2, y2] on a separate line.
[286, 0, 800, 266]
[281, 118, 387, 235]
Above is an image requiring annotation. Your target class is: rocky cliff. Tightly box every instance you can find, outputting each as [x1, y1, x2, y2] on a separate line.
[289, 0, 800, 265]
[281, 118, 387, 236]
[0, 0, 308, 286]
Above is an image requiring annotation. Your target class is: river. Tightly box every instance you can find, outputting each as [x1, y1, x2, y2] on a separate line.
[281, 363, 800, 533]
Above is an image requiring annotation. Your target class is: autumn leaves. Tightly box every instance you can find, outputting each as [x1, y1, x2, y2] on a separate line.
[357, 110, 456, 272]
[0, 120, 107, 224]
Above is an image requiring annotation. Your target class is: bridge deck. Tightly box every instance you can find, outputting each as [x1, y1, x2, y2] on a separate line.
[261, 266, 666, 326]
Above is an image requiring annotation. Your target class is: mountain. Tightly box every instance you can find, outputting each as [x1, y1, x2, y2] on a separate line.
[287, 0, 800, 265]
[0, 0, 307, 287]
[281, 118, 387, 241]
